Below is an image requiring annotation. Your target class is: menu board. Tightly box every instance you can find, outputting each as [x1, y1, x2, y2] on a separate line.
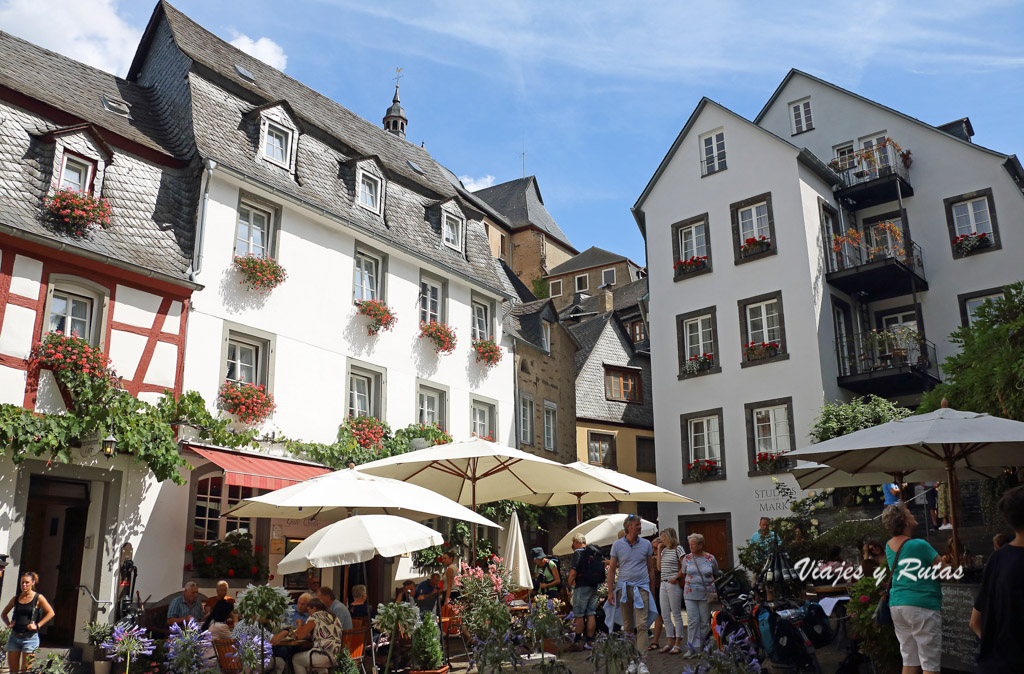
[941, 583, 979, 673]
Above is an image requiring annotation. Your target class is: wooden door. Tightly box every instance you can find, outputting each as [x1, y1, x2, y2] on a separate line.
[685, 519, 732, 570]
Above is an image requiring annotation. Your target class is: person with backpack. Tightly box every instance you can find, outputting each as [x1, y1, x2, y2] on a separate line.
[568, 534, 605, 650]
[531, 547, 562, 599]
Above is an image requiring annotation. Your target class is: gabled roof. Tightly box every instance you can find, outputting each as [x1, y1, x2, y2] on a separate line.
[631, 97, 841, 235]
[559, 277, 648, 318]
[473, 176, 577, 252]
[754, 69, 1010, 161]
[132, 1, 457, 199]
[498, 259, 537, 303]
[37, 124, 116, 162]
[567, 313, 611, 375]
[507, 298, 558, 351]
[0, 30, 180, 158]
[547, 246, 639, 277]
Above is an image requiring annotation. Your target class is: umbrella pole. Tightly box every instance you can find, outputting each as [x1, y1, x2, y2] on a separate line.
[472, 475, 478, 566]
[945, 460, 963, 570]
[577, 494, 583, 524]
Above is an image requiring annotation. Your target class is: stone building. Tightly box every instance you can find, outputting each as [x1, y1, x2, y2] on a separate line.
[545, 246, 645, 309]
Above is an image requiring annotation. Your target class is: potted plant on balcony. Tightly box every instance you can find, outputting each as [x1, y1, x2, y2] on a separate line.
[673, 255, 708, 274]
[44, 188, 112, 236]
[419, 321, 457, 355]
[953, 232, 992, 256]
[744, 341, 780, 361]
[686, 459, 719, 483]
[755, 452, 790, 474]
[355, 299, 397, 335]
[740, 236, 771, 255]
[681, 353, 714, 376]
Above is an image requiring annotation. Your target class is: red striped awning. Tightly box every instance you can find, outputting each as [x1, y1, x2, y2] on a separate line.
[189, 446, 330, 490]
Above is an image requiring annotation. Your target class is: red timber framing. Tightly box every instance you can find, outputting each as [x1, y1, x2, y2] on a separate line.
[0, 234, 193, 409]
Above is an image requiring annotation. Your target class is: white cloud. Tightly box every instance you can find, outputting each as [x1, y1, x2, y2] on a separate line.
[459, 174, 496, 191]
[0, 0, 141, 76]
[229, 32, 288, 71]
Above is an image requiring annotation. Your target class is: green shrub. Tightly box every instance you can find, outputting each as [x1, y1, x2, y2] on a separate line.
[410, 616, 444, 671]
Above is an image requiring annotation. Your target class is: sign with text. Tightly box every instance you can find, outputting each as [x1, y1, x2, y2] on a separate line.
[941, 583, 979, 673]
[752, 485, 788, 513]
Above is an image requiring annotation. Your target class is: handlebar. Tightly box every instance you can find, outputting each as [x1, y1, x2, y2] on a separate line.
[76, 585, 113, 613]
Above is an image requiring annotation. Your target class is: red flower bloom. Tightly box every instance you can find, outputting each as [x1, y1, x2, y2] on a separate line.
[228, 569, 235, 577]
[185, 544, 193, 552]
[251, 566, 259, 575]
[230, 548, 238, 556]
[205, 556, 214, 565]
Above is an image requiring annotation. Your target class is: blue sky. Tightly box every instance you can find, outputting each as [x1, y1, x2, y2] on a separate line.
[4, 0, 1023, 264]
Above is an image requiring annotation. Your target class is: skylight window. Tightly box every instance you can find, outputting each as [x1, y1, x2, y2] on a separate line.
[101, 94, 131, 117]
[234, 65, 256, 82]
[407, 160, 424, 175]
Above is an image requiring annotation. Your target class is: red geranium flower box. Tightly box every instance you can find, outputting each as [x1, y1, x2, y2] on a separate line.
[419, 321, 457, 354]
[356, 299, 397, 335]
[233, 254, 288, 292]
[44, 189, 111, 236]
[471, 338, 502, 367]
[218, 380, 276, 425]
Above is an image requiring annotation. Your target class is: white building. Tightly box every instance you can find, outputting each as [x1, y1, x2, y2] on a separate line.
[633, 70, 1024, 567]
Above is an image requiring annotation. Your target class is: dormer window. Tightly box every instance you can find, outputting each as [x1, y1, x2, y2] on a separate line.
[443, 214, 463, 251]
[59, 154, 94, 193]
[101, 94, 131, 118]
[264, 124, 290, 166]
[359, 173, 380, 212]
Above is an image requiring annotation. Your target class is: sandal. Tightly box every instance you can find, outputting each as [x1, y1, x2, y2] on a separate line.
[648, 643, 659, 651]
[669, 647, 681, 655]
[658, 645, 671, 653]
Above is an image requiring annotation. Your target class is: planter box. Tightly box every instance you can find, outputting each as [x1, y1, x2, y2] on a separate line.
[410, 666, 449, 674]
[676, 260, 707, 274]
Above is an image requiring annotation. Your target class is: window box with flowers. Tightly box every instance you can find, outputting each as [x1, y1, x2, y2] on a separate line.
[953, 232, 992, 256]
[754, 451, 791, 474]
[685, 459, 720, 483]
[218, 381, 276, 426]
[419, 321, 457, 355]
[356, 299, 397, 336]
[188, 531, 268, 581]
[740, 236, 771, 257]
[471, 338, 502, 367]
[674, 256, 708, 275]
[744, 341, 780, 361]
[44, 189, 112, 236]
[32, 331, 114, 397]
[233, 254, 288, 292]
[680, 353, 715, 377]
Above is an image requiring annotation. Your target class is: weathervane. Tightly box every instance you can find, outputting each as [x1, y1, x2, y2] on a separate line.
[393, 67, 404, 85]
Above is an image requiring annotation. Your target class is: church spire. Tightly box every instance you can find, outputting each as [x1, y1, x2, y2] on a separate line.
[383, 70, 407, 138]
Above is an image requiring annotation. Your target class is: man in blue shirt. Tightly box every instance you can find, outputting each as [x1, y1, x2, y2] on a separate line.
[749, 517, 781, 552]
[284, 593, 311, 627]
[607, 515, 655, 674]
[883, 483, 901, 506]
[414, 574, 442, 615]
[166, 582, 204, 626]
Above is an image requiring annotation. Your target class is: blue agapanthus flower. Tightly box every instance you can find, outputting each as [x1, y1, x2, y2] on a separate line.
[165, 618, 213, 674]
[101, 623, 155, 663]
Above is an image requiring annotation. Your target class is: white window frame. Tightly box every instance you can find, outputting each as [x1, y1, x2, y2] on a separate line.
[472, 301, 490, 341]
[519, 394, 535, 445]
[739, 202, 771, 242]
[753, 405, 791, 454]
[353, 250, 380, 303]
[700, 129, 726, 175]
[419, 276, 443, 323]
[348, 371, 373, 418]
[471, 400, 495, 440]
[575, 274, 589, 293]
[226, 337, 261, 385]
[358, 171, 382, 214]
[540, 321, 551, 352]
[193, 473, 255, 545]
[679, 221, 707, 260]
[48, 288, 93, 344]
[966, 294, 1002, 326]
[263, 123, 291, 168]
[543, 402, 557, 452]
[235, 202, 273, 258]
[549, 279, 562, 297]
[443, 213, 463, 251]
[746, 300, 781, 345]
[59, 153, 94, 193]
[790, 98, 813, 134]
[689, 416, 721, 462]
[684, 315, 714, 359]
[601, 268, 616, 287]
[834, 143, 856, 171]
[417, 385, 445, 428]
[952, 197, 993, 237]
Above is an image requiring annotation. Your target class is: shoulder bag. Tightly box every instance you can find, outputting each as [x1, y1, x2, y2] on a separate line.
[873, 539, 908, 626]
[695, 555, 718, 603]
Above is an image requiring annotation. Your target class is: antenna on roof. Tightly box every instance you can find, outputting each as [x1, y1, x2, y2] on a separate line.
[521, 150, 527, 179]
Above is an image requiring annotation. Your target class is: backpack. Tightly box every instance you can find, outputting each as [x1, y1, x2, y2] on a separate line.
[766, 611, 812, 666]
[801, 602, 834, 649]
[578, 545, 606, 586]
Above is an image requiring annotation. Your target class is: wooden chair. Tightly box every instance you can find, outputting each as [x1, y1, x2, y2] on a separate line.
[212, 639, 242, 674]
[439, 606, 468, 665]
[342, 627, 369, 674]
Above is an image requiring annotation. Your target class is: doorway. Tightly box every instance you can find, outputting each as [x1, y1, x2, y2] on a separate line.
[20, 476, 90, 647]
[680, 514, 733, 570]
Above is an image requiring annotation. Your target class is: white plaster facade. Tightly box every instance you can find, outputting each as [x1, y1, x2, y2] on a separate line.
[635, 73, 1024, 567]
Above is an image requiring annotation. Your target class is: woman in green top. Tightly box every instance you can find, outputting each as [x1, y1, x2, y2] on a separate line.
[882, 502, 944, 674]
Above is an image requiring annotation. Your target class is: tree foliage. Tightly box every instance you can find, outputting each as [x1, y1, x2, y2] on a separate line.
[809, 394, 912, 443]
[920, 281, 1024, 419]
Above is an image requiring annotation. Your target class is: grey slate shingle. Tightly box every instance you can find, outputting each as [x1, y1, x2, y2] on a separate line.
[547, 245, 633, 277]
[473, 176, 576, 251]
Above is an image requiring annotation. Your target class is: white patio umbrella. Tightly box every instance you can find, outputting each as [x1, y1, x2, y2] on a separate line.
[552, 513, 657, 555]
[791, 462, 1001, 490]
[517, 461, 697, 521]
[502, 510, 533, 590]
[222, 466, 497, 528]
[277, 515, 442, 574]
[357, 438, 627, 560]
[786, 404, 1024, 566]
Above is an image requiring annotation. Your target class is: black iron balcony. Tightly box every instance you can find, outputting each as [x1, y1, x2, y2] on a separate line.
[831, 141, 913, 209]
[826, 237, 927, 300]
[836, 329, 940, 396]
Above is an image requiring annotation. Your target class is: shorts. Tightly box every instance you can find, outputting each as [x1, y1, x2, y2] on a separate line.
[6, 631, 40, 653]
[891, 605, 942, 671]
[572, 585, 598, 617]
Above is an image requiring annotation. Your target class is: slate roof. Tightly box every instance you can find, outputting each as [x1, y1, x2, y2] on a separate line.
[498, 259, 537, 303]
[473, 176, 576, 252]
[0, 30, 196, 282]
[547, 246, 635, 277]
[132, 2, 508, 295]
[507, 299, 553, 350]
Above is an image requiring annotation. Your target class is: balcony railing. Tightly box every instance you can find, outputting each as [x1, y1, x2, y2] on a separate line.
[830, 141, 913, 209]
[835, 329, 940, 395]
[828, 237, 925, 276]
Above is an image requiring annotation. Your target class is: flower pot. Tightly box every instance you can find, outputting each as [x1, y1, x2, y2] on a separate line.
[542, 638, 563, 655]
[411, 438, 430, 450]
[94, 661, 113, 674]
[409, 666, 449, 674]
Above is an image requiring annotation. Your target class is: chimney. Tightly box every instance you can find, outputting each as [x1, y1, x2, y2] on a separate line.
[600, 289, 614, 313]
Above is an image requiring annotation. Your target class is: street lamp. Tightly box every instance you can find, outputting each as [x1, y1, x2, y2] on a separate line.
[102, 434, 117, 459]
